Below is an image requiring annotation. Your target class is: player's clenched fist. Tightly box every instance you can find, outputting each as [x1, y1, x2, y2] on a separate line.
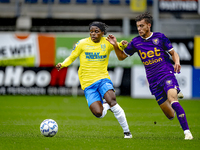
[121, 40, 128, 45]
[56, 63, 62, 71]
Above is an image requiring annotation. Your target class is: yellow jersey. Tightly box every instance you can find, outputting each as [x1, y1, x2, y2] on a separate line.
[61, 37, 114, 90]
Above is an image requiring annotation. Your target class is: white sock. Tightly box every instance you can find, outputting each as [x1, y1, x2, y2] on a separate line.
[99, 103, 110, 118]
[110, 104, 130, 132]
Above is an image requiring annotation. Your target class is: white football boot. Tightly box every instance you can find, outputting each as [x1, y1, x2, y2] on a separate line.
[178, 92, 184, 99]
[124, 132, 132, 138]
[184, 130, 193, 140]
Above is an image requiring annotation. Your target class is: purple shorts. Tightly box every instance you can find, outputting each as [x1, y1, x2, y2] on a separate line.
[149, 75, 180, 105]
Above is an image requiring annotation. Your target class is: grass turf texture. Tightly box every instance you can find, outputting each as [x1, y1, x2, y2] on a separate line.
[0, 96, 199, 150]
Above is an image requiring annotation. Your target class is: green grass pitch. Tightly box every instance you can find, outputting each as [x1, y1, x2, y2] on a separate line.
[0, 95, 199, 150]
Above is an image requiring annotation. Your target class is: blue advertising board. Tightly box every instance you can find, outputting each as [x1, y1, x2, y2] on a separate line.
[192, 67, 200, 98]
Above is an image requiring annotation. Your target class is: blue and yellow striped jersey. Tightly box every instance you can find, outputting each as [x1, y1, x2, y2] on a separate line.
[61, 37, 114, 90]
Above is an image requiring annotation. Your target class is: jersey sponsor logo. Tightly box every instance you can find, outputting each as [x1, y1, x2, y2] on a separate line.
[139, 47, 162, 66]
[101, 44, 106, 51]
[85, 52, 107, 60]
[152, 38, 159, 45]
[142, 58, 162, 66]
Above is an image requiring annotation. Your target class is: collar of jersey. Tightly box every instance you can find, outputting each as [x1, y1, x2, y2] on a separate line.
[140, 32, 153, 40]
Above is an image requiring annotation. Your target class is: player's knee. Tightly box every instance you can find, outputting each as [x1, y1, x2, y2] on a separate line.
[168, 90, 178, 102]
[105, 99, 117, 107]
[168, 116, 175, 120]
[89, 101, 103, 118]
[110, 100, 117, 107]
[104, 91, 117, 106]
[167, 113, 175, 120]
[93, 111, 103, 118]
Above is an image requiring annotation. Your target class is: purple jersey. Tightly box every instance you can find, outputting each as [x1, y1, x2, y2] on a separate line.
[124, 32, 175, 85]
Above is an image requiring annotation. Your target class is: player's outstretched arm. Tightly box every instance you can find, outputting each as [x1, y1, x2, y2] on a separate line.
[169, 49, 181, 73]
[106, 34, 127, 61]
[56, 46, 80, 71]
[55, 55, 75, 71]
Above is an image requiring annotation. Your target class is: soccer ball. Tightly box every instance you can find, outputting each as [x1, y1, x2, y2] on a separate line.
[40, 119, 58, 137]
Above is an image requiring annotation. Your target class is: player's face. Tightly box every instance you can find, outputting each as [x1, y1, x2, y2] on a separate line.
[136, 19, 151, 38]
[90, 26, 104, 43]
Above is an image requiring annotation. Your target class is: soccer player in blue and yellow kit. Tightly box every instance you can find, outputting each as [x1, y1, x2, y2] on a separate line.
[107, 12, 193, 140]
[56, 21, 132, 138]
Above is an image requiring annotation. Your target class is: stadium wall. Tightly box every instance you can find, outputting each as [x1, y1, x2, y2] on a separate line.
[0, 33, 199, 98]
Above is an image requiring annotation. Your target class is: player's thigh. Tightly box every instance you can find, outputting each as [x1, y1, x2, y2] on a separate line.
[104, 90, 117, 107]
[89, 101, 103, 117]
[159, 99, 175, 119]
[163, 76, 180, 103]
[85, 91, 102, 109]
[167, 88, 179, 103]
[84, 81, 103, 108]
[98, 78, 116, 107]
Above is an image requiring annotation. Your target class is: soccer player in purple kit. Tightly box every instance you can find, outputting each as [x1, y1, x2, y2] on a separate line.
[106, 12, 193, 140]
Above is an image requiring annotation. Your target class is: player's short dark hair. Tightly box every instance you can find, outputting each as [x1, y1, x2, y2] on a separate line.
[135, 12, 153, 24]
[89, 21, 108, 35]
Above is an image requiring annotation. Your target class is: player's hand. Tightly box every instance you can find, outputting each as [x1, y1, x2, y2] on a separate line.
[56, 63, 62, 71]
[106, 34, 117, 46]
[121, 40, 128, 45]
[174, 63, 181, 73]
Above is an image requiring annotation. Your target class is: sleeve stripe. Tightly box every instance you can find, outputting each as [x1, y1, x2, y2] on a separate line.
[123, 50, 130, 56]
[167, 48, 174, 52]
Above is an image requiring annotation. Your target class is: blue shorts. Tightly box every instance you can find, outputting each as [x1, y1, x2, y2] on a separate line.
[149, 76, 180, 105]
[84, 78, 114, 107]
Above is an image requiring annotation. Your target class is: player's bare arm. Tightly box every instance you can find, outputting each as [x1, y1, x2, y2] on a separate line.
[168, 49, 181, 73]
[106, 34, 127, 60]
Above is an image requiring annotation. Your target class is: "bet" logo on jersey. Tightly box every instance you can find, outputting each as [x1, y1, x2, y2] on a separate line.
[139, 48, 161, 60]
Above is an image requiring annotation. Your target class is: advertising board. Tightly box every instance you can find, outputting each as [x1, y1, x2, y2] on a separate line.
[159, 0, 199, 13]
[0, 66, 131, 96]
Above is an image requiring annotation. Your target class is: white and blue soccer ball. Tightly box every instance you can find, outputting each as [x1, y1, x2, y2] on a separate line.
[40, 119, 58, 137]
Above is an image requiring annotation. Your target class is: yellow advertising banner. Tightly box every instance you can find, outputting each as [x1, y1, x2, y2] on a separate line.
[194, 36, 200, 68]
[0, 33, 55, 67]
[130, 0, 147, 12]
[0, 33, 39, 67]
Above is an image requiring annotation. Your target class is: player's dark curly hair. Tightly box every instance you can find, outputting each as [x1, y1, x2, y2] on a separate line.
[89, 21, 108, 35]
[135, 12, 153, 24]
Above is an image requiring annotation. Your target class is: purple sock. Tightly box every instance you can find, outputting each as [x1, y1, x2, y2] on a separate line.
[171, 102, 189, 131]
